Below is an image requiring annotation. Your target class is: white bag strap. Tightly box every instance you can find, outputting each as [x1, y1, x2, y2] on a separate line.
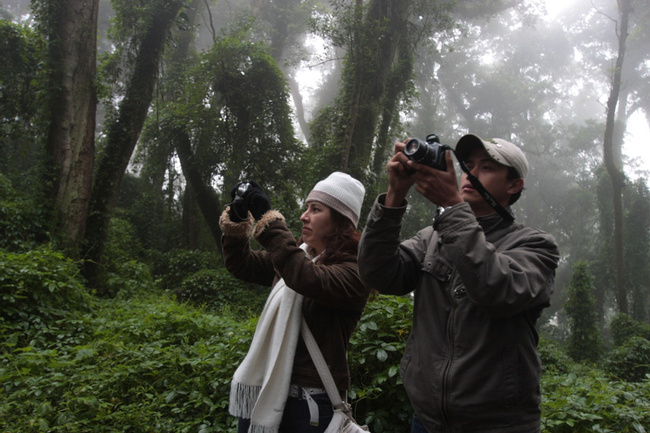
[300, 317, 349, 412]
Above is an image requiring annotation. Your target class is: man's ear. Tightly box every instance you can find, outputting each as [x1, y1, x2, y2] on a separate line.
[507, 178, 524, 195]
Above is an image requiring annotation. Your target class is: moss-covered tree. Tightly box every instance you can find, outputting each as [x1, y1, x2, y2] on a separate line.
[82, 0, 186, 292]
[32, 0, 99, 257]
[165, 30, 303, 246]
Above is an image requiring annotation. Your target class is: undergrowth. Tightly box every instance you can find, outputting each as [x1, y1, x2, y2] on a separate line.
[1, 246, 649, 432]
[1, 293, 256, 432]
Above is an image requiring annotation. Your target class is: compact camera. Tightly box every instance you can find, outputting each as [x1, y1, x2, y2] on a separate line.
[403, 134, 448, 171]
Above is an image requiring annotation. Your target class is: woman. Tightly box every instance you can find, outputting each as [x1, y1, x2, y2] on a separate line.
[220, 172, 370, 433]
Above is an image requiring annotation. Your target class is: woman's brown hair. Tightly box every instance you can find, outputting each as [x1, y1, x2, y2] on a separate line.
[303, 207, 360, 266]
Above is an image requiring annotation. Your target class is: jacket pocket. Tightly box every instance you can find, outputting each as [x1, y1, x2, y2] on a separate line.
[421, 252, 452, 282]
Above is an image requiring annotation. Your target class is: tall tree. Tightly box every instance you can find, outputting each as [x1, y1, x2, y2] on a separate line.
[602, 0, 633, 314]
[133, 0, 204, 250]
[565, 261, 603, 363]
[254, 0, 316, 139]
[82, 0, 185, 291]
[624, 180, 650, 322]
[174, 33, 303, 233]
[33, 0, 99, 256]
[307, 0, 428, 191]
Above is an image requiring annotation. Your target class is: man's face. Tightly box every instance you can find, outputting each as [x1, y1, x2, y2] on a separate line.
[460, 146, 524, 217]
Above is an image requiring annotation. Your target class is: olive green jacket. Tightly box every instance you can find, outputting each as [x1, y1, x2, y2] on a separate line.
[358, 196, 559, 433]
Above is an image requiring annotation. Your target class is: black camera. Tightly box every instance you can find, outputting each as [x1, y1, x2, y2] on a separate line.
[233, 181, 251, 202]
[403, 133, 447, 171]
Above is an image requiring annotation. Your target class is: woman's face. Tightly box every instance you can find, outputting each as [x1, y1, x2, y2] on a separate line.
[300, 201, 335, 255]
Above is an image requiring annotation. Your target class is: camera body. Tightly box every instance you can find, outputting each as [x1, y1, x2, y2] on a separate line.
[403, 133, 447, 171]
[233, 182, 251, 202]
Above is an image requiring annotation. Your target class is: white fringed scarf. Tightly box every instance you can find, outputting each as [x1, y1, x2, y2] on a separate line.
[228, 243, 313, 433]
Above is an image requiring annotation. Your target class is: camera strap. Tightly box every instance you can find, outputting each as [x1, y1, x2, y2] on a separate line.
[450, 149, 515, 222]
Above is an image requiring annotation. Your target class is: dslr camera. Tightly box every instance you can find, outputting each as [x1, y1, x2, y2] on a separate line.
[403, 133, 448, 171]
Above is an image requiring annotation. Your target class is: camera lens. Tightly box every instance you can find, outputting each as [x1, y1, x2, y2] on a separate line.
[402, 136, 447, 171]
[404, 139, 423, 157]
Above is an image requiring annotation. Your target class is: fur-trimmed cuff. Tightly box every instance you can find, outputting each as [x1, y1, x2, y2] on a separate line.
[219, 207, 254, 238]
[252, 210, 285, 240]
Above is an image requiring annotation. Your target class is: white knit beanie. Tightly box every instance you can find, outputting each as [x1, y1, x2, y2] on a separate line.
[306, 172, 366, 227]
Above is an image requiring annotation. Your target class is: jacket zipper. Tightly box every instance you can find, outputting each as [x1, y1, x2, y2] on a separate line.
[440, 269, 456, 431]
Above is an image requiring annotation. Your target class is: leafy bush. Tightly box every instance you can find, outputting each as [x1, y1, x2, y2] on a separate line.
[610, 313, 650, 348]
[0, 246, 90, 329]
[175, 268, 268, 315]
[539, 337, 574, 374]
[0, 174, 48, 251]
[348, 295, 413, 433]
[541, 368, 650, 432]
[0, 294, 255, 432]
[106, 260, 157, 299]
[105, 217, 144, 266]
[153, 249, 219, 291]
[603, 336, 650, 383]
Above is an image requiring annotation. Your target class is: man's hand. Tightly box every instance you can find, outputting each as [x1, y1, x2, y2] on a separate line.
[412, 150, 462, 208]
[385, 140, 417, 207]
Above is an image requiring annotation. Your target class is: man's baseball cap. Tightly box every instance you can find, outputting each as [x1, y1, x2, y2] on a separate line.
[455, 134, 528, 179]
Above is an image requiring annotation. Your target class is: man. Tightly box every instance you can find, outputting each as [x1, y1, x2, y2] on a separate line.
[357, 134, 560, 433]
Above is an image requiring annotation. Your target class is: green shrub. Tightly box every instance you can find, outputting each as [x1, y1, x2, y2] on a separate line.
[539, 337, 574, 374]
[0, 294, 255, 432]
[0, 173, 48, 251]
[348, 295, 413, 433]
[153, 249, 219, 291]
[105, 217, 144, 266]
[541, 368, 650, 432]
[106, 260, 156, 299]
[610, 313, 650, 348]
[603, 336, 650, 382]
[0, 246, 89, 326]
[175, 268, 268, 315]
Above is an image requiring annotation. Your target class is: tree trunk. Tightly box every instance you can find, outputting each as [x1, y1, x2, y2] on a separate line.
[41, 0, 99, 257]
[339, 0, 411, 180]
[373, 31, 413, 177]
[603, 0, 632, 315]
[175, 131, 224, 250]
[83, 0, 185, 292]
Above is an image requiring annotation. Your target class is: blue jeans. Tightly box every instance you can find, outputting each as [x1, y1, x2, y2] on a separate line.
[238, 394, 334, 433]
[411, 413, 430, 433]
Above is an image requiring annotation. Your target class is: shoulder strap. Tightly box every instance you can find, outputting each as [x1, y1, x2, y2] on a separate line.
[300, 317, 348, 411]
[451, 148, 514, 222]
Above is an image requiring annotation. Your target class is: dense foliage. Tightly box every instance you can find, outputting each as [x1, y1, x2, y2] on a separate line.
[0, 174, 48, 252]
[2, 259, 649, 432]
[1, 291, 254, 432]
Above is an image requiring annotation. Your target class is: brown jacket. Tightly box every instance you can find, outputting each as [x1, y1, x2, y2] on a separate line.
[358, 196, 559, 433]
[221, 210, 370, 391]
